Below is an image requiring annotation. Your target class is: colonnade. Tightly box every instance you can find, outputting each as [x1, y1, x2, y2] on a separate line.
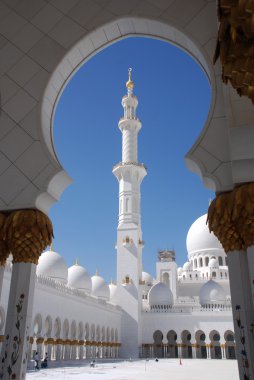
[140, 342, 235, 360]
[28, 337, 120, 363]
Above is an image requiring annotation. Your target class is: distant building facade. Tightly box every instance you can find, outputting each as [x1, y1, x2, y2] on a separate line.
[0, 72, 235, 364]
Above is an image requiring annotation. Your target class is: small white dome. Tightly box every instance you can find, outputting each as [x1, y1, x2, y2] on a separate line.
[186, 214, 223, 257]
[142, 271, 153, 285]
[91, 274, 110, 300]
[208, 258, 219, 269]
[148, 282, 173, 307]
[183, 261, 192, 271]
[177, 267, 183, 275]
[37, 250, 68, 284]
[199, 279, 226, 306]
[109, 283, 117, 304]
[68, 263, 91, 292]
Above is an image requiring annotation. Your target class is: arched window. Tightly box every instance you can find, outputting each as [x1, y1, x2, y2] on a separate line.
[205, 257, 209, 266]
[212, 271, 216, 278]
[162, 272, 169, 285]
[199, 257, 203, 267]
[194, 259, 197, 268]
[218, 256, 223, 266]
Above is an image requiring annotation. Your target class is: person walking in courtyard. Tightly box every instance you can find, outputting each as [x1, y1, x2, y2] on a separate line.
[34, 352, 39, 370]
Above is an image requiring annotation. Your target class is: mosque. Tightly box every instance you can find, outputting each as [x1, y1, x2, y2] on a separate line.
[0, 71, 235, 366]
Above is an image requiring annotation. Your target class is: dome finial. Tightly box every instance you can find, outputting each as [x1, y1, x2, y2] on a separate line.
[75, 257, 79, 266]
[95, 268, 99, 276]
[126, 68, 134, 93]
[50, 243, 53, 252]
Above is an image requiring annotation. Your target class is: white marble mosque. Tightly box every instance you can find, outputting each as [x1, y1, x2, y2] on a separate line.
[0, 71, 235, 367]
[1, 2, 254, 379]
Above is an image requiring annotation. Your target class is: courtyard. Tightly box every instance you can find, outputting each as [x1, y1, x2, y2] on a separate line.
[26, 359, 238, 380]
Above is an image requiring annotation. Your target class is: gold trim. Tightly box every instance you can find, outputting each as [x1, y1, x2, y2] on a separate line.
[3, 209, 53, 264]
[207, 183, 254, 252]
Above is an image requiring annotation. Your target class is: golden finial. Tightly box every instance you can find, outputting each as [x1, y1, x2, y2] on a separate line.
[50, 243, 53, 252]
[95, 268, 99, 276]
[126, 68, 134, 91]
[75, 257, 79, 266]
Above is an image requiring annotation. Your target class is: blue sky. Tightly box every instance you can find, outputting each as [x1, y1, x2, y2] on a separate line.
[51, 37, 213, 282]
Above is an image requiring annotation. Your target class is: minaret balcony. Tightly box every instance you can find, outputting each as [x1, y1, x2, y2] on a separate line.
[138, 239, 145, 247]
[118, 117, 141, 131]
[122, 236, 133, 247]
[113, 161, 147, 171]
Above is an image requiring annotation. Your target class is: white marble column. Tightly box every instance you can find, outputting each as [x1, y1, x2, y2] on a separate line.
[64, 342, 71, 360]
[0, 266, 5, 302]
[227, 250, 254, 380]
[206, 344, 211, 359]
[177, 344, 182, 359]
[56, 340, 62, 361]
[0, 263, 36, 379]
[36, 337, 44, 366]
[78, 341, 84, 360]
[221, 344, 226, 359]
[47, 340, 53, 361]
[247, 246, 254, 309]
[192, 344, 196, 359]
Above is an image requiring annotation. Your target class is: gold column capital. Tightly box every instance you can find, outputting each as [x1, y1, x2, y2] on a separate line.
[207, 183, 254, 252]
[3, 209, 53, 264]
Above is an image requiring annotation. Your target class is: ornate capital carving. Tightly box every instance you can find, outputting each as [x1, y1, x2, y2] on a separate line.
[214, 1, 254, 104]
[4, 209, 53, 264]
[207, 183, 254, 252]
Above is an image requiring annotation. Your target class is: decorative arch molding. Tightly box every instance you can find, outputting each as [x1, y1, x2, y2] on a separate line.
[38, 12, 232, 213]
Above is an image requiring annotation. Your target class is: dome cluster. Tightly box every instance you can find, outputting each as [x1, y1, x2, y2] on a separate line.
[37, 250, 111, 302]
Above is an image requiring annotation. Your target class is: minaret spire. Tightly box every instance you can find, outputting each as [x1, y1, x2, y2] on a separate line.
[113, 69, 147, 226]
[113, 70, 146, 358]
[126, 68, 134, 94]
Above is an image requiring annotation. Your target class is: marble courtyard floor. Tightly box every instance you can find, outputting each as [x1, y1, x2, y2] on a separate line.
[27, 359, 238, 380]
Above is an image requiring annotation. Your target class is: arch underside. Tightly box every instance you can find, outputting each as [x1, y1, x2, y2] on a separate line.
[0, 1, 252, 213]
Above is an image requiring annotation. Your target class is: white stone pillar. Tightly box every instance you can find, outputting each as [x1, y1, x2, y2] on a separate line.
[177, 344, 182, 359]
[221, 344, 226, 359]
[27, 337, 33, 362]
[246, 246, 254, 309]
[64, 341, 71, 360]
[0, 262, 36, 379]
[46, 340, 53, 361]
[227, 250, 254, 380]
[0, 266, 5, 302]
[78, 341, 84, 360]
[36, 337, 44, 366]
[192, 344, 196, 359]
[56, 340, 62, 361]
[85, 343, 91, 359]
[206, 344, 211, 359]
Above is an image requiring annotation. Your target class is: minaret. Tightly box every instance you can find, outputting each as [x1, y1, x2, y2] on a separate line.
[113, 69, 147, 358]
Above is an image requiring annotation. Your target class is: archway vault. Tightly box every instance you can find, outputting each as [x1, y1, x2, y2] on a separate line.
[0, 2, 237, 214]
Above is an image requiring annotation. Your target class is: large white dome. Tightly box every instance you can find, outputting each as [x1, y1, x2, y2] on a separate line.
[68, 263, 92, 292]
[186, 214, 223, 257]
[183, 261, 192, 271]
[91, 274, 110, 300]
[37, 250, 68, 284]
[199, 279, 226, 306]
[142, 271, 153, 285]
[148, 282, 173, 307]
